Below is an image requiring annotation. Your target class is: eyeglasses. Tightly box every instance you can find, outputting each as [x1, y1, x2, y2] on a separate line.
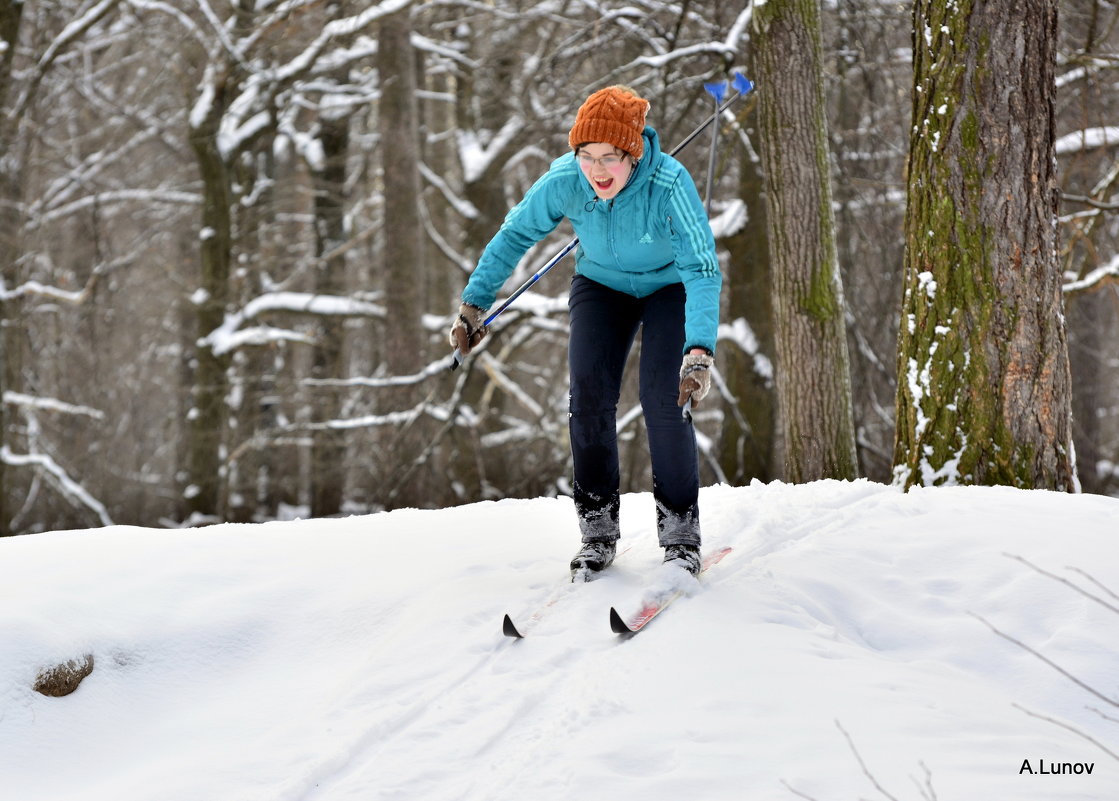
[577, 152, 626, 169]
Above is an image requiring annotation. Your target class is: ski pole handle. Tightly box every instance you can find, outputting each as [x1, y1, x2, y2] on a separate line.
[682, 397, 693, 423]
[446, 237, 580, 371]
[669, 72, 754, 159]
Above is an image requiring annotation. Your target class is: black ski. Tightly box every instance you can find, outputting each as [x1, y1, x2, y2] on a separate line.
[503, 545, 631, 638]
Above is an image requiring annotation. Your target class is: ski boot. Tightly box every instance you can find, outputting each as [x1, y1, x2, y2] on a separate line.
[570, 540, 617, 582]
[663, 543, 701, 576]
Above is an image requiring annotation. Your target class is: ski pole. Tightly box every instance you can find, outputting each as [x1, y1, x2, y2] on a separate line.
[702, 80, 728, 215]
[449, 72, 756, 372]
[684, 76, 753, 420]
[684, 78, 738, 423]
[449, 237, 579, 370]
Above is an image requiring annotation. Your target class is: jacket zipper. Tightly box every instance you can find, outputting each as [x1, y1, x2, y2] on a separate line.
[607, 198, 622, 269]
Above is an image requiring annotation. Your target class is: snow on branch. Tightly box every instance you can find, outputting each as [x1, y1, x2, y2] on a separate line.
[308, 36, 380, 77]
[1055, 126, 1119, 156]
[277, 106, 327, 170]
[724, 5, 753, 51]
[418, 161, 481, 220]
[719, 317, 774, 383]
[198, 292, 385, 356]
[189, 0, 415, 155]
[0, 447, 114, 527]
[126, 0, 208, 50]
[210, 326, 316, 354]
[458, 115, 525, 183]
[50, 0, 120, 54]
[0, 273, 100, 305]
[273, 0, 416, 85]
[3, 392, 105, 420]
[304, 352, 454, 389]
[485, 290, 568, 319]
[478, 420, 541, 448]
[1057, 57, 1119, 90]
[9, 0, 122, 122]
[192, 0, 244, 62]
[0, 279, 87, 304]
[34, 189, 201, 227]
[411, 33, 477, 69]
[1064, 255, 1119, 295]
[709, 198, 747, 239]
[569, 3, 648, 41]
[290, 403, 450, 432]
[1061, 192, 1119, 212]
[624, 41, 737, 70]
[217, 74, 272, 160]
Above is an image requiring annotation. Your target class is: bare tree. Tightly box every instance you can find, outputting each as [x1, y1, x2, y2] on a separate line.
[3, 0, 1117, 534]
[0, 0, 127, 534]
[827, 0, 913, 482]
[162, 0, 412, 521]
[717, 96, 777, 484]
[753, 0, 859, 482]
[0, 0, 23, 536]
[1055, 0, 1119, 495]
[309, 93, 352, 518]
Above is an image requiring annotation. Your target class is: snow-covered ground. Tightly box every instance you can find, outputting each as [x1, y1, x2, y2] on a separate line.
[2, 480, 1117, 801]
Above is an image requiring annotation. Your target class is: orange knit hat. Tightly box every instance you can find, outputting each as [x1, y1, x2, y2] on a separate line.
[568, 86, 650, 160]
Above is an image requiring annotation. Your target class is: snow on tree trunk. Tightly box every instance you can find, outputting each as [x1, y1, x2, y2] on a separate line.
[226, 146, 276, 525]
[754, 0, 859, 483]
[893, 0, 1076, 491]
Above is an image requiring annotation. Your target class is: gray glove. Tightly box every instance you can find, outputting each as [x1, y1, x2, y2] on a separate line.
[449, 303, 488, 355]
[677, 351, 714, 409]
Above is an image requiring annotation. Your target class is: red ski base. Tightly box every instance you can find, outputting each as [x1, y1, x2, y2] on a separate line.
[609, 546, 732, 635]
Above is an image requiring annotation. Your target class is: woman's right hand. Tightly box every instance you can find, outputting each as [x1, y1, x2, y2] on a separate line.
[449, 303, 488, 355]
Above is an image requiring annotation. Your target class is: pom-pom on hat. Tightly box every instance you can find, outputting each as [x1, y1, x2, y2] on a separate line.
[568, 86, 650, 160]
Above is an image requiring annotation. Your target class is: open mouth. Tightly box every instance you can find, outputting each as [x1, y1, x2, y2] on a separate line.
[593, 177, 615, 192]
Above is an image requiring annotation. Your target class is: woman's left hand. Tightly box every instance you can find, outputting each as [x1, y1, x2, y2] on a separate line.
[677, 350, 714, 408]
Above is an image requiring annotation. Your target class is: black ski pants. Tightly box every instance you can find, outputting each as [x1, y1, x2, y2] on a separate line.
[567, 274, 701, 548]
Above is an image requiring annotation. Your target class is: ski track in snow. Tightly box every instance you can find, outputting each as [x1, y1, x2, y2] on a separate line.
[2, 481, 1118, 801]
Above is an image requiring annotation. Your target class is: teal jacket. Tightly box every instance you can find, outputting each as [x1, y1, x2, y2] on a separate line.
[461, 126, 722, 354]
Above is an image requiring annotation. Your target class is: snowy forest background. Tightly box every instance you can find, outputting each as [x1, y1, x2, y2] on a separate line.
[1, 0, 1117, 535]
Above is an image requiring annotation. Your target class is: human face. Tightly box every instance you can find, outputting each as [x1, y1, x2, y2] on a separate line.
[577, 144, 634, 200]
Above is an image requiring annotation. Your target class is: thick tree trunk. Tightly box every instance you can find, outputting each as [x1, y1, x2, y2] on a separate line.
[226, 151, 272, 524]
[893, 0, 1075, 490]
[378, 9, 424, 373]
[376, 9, 430, 508]
[718, 102, 777, 484]
[186, 121, 233, 520]
[310, 111, 350, 517]
[754, 0, 859, 483]
[0, 0, 25, 536]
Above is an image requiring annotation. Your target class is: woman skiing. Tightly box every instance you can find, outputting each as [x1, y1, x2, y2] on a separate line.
[449, 85, 721, 579]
